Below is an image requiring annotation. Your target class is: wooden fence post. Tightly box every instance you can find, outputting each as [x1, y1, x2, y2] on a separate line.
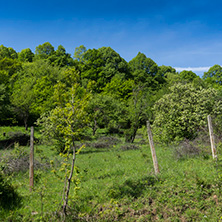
[207, 115, 217, 159]
[146, 121, 160, 175]
[29, 126, 34, 191]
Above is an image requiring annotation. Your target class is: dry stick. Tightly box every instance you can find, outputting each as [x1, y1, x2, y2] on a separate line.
[29, 126, 34, 191]
[146, 121, 160, 175]
[207, 115, 217, 159]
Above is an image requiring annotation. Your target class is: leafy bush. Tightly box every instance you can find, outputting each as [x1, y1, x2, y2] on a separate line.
[153, 83, 222, 143]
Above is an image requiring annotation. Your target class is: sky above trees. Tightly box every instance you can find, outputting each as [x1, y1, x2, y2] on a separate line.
[1, 0, 222, 76]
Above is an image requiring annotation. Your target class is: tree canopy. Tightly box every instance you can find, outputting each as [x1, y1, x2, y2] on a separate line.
[1, 42, 222, 145]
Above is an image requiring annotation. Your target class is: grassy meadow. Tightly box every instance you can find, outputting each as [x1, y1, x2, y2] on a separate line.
[1, 127, 222, 221]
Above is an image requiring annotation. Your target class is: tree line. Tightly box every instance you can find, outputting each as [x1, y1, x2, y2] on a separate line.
[1, 42, 222, 146]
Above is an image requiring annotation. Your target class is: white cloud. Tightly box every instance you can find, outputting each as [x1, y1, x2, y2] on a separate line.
[174, 66, 211, 72]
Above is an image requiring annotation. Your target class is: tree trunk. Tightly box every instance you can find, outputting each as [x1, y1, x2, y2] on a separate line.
[125, 125, 139, 143]
[62, 140, 76, 216]
[92, 119, 97, 136]
[24, 119, 28, 131]
[24, 113, 29, 131]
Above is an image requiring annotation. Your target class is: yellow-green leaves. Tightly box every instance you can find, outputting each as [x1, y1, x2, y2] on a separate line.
[153, 83, 222, 143]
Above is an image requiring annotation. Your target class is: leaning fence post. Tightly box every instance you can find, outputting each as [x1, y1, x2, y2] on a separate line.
[146, 121, 160, 175]
[29, 126, 34, 191]
[207, 115, 217, 159]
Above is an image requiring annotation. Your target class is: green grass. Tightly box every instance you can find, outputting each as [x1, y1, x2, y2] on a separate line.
[1, 129, 222, 221]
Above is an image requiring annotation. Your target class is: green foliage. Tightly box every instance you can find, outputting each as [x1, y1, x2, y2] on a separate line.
[158, 65, 176, 76]
[179, 70, 198, 81]
[10, 60, 62, 127]
[0, 84, 10, 124]
[2, 42, 222, 221]
[124, 85, 154, 143]
[87, 94, 126, 135]
[18, 48, 34, 62]
[129, 52, 161, 88]
[35, 42, 55, 60]
[153, 83, 222, 143]
[0, 57, 22, 79]
[103, 76, 134, 100]
[98, 47, 131, 80]
[0, 58, 22, 124]
[10, 77, 35, 129]
[38, 81, 91, 153]
[80, 47, 131, 92]
[49, 45, 74, 67]
[203, 64, 222, 88]
[0, 45, 18, 60]
[74, 45, 87, 62]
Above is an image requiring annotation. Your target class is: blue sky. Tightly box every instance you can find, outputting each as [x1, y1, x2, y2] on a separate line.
[1, 0, 222, 76]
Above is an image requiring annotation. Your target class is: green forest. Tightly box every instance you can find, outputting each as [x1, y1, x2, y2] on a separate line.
[1, 42, 222, 221]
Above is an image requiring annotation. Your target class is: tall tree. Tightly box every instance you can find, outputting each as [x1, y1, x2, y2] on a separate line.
[49, 45, 74, 67]
[80, 47, 131, 92]
[74, 45, 87, 62]
[153, 83, 222, 143]
[203, 64, 222, 88]
[9, 60, 61, 128]
[18, 48, 34, 62]
[129, 52, 161, 88]
[10, 77, 35, 130]
[38, 82, 90, 216]
[179, 70, 198, 81]
[35, 42, 55, 60]
[0, 45, 18, 60]
[98, 47, 131, 80]
[0, 58, 22, 124]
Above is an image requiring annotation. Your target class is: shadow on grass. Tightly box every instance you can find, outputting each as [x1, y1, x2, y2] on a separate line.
[80, 149, 109, 155]
[0, 132, 39, 150]
[108, 176, 158, 199]
[0, 173, 22, 211]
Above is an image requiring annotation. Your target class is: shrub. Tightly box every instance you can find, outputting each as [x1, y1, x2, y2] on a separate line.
[153, 83, 222, 143]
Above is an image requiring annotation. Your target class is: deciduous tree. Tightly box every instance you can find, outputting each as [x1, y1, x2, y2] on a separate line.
[153, 83, 222, 143]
